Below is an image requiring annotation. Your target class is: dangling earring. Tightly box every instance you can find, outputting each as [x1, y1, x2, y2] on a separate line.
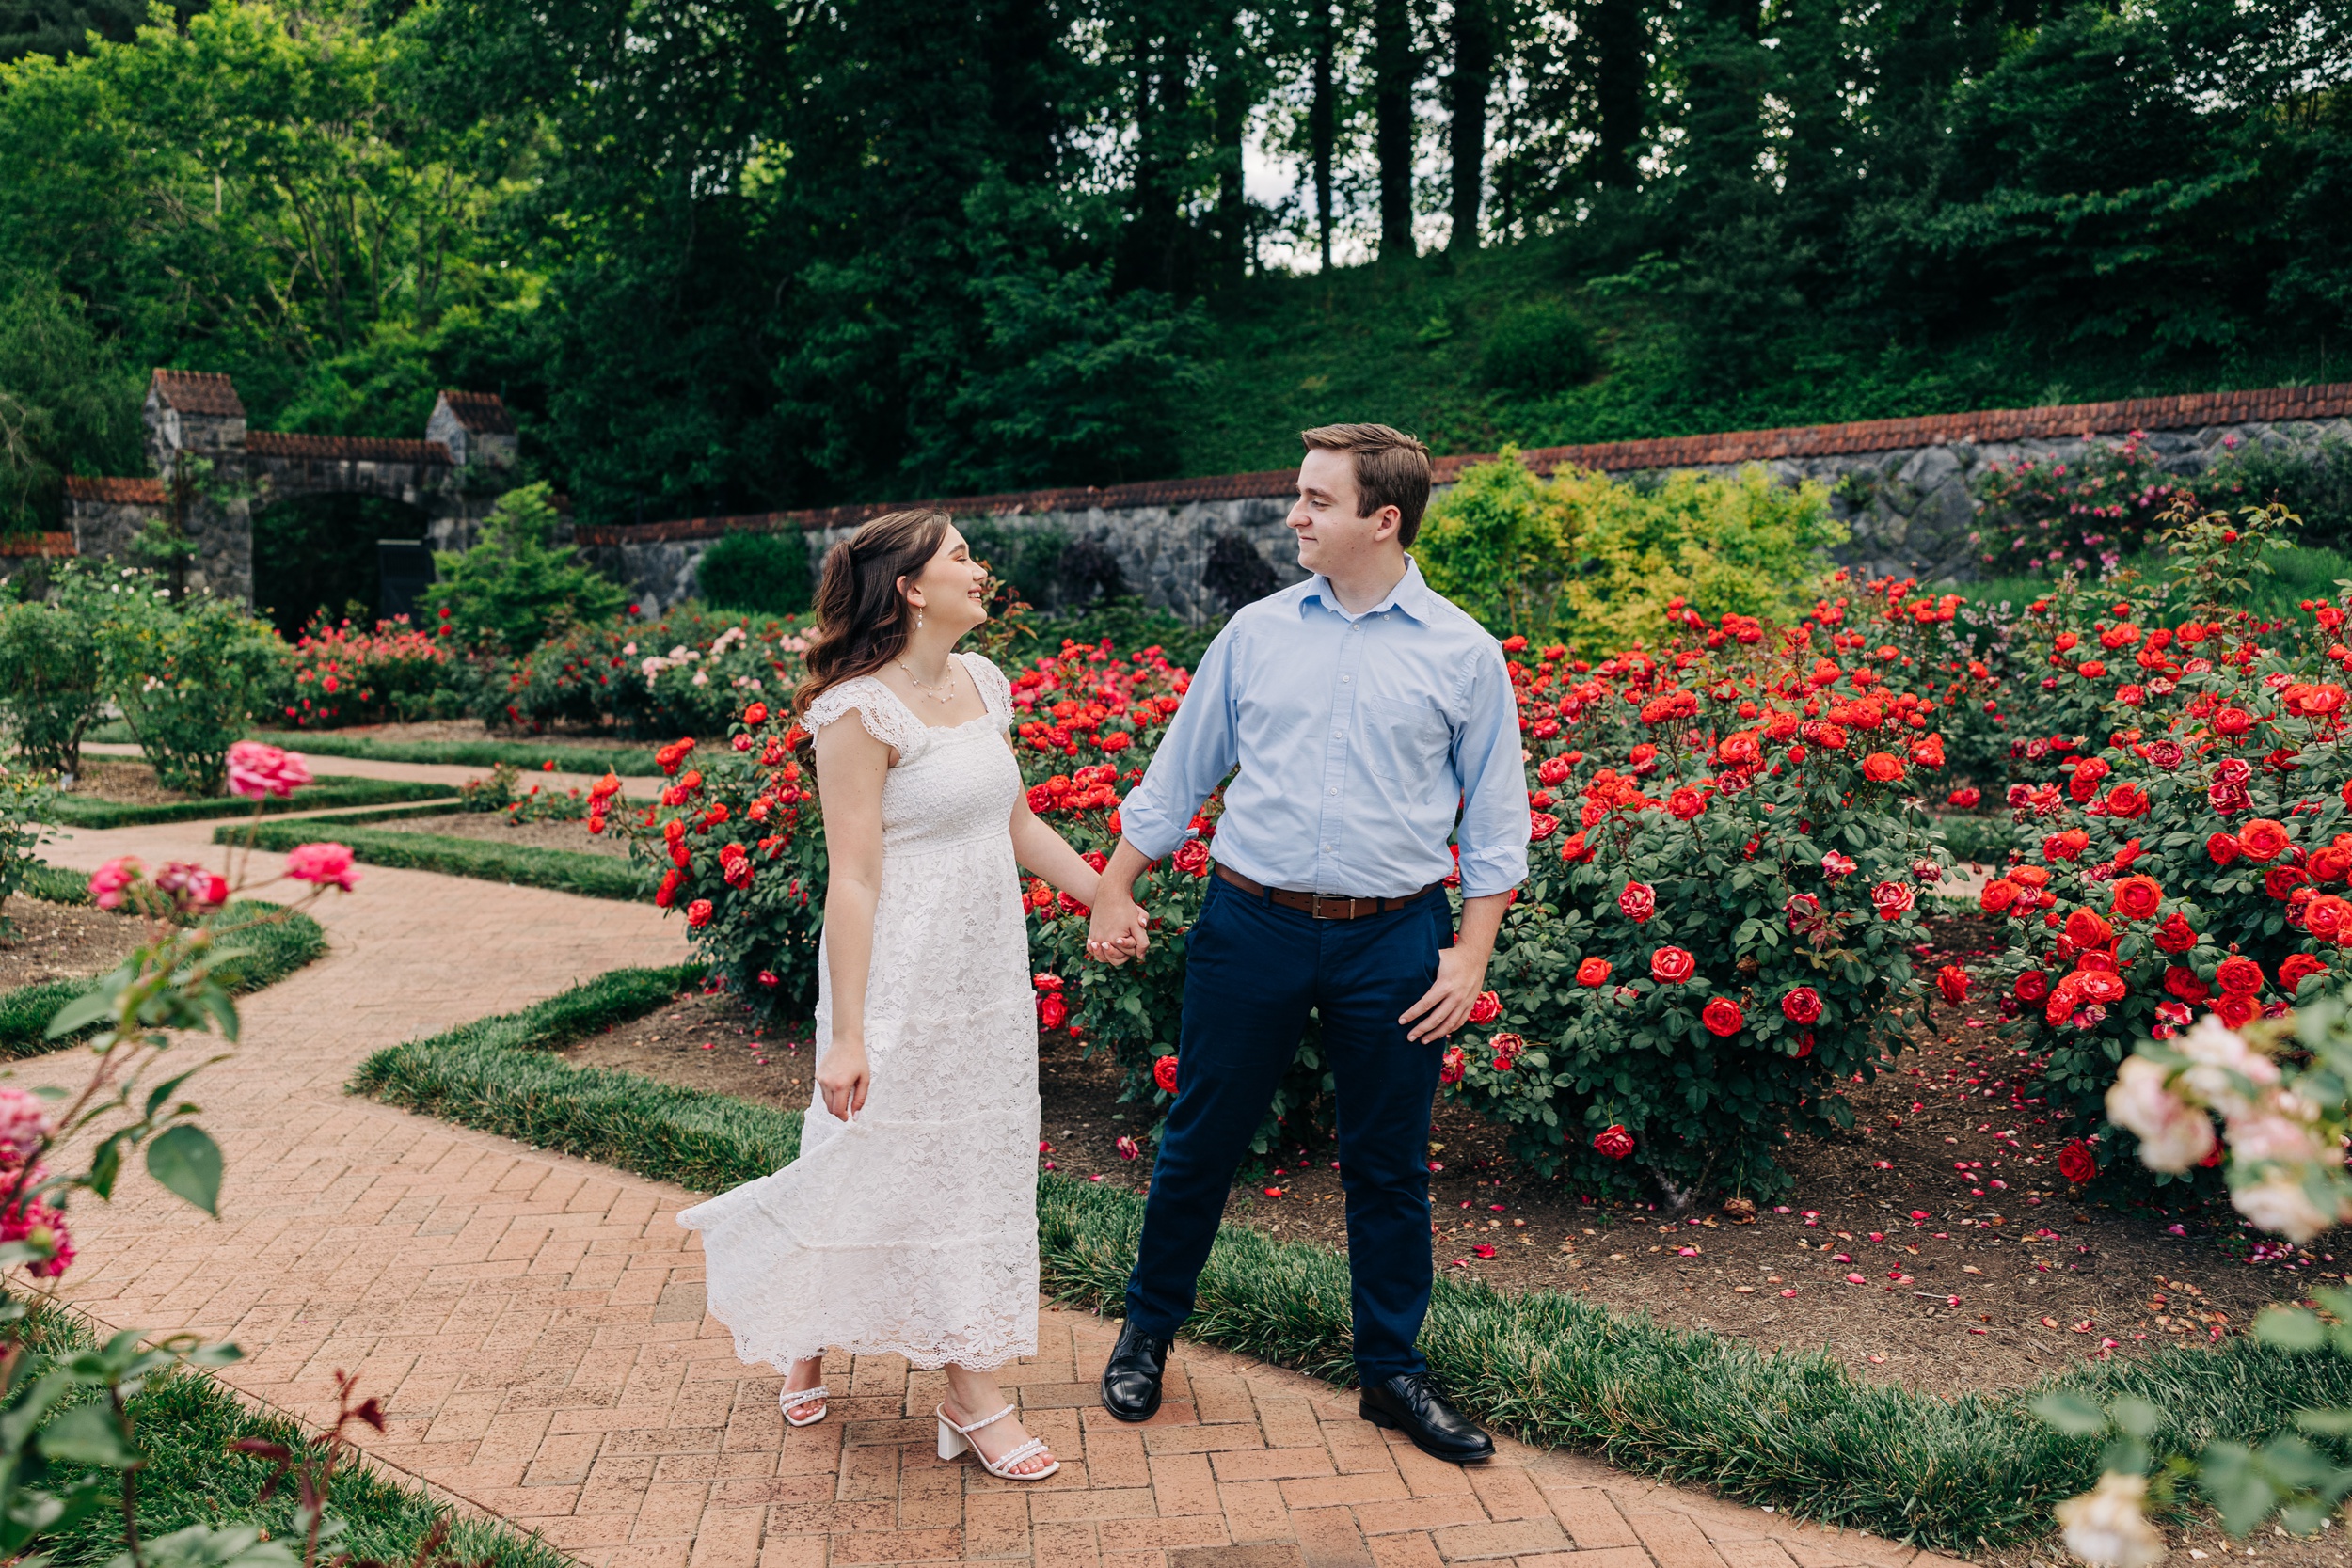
[915, 605, 925, 633]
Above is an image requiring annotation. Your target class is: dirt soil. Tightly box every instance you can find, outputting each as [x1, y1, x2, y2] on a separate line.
[68, 759, 199, 805]
[373, 810, 632, 859]
[562, 988, 813, 1101]
[0, 898, 142, 989]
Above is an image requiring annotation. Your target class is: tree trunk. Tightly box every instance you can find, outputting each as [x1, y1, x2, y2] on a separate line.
[1311, 0, 1336, 269]
[1589, 0, 1645, 188]
[1447, 0, 1493, 250]
[1372, 0, 1415, 258]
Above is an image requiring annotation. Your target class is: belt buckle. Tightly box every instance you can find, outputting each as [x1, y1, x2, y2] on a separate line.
[1310, 892, 1328, 920]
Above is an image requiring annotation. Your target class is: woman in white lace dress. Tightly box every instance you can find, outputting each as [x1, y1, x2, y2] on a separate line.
[678, 510, 1133, 1481]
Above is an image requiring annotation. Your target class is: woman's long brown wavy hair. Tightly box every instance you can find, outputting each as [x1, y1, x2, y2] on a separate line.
[793, 509, 955, 717]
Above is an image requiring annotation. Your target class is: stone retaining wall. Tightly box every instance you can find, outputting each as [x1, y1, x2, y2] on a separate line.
[578, 383, 2352, 622]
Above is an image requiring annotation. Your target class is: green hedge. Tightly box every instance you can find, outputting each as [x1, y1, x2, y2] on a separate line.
[52, 776, 451, 829]
[348, 968, 2352, 1553]
[0, 900, 328, 1057]
[217, 820, 651, 901]
[15, 861, 91, 905]
[14, 1302, 567, 1568]
[241, 730, 659, 775]
[1933, 812, 2011, 865]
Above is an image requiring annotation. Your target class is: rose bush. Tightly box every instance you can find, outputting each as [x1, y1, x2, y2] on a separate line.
[270, 611, 453, 728]
[494, 605, 813, 737]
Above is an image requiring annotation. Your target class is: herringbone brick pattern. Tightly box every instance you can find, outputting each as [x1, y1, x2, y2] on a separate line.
[27, 821, 1970, 1568]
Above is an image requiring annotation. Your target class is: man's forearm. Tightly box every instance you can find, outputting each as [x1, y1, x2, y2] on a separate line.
[1455, 891, 1510, 962]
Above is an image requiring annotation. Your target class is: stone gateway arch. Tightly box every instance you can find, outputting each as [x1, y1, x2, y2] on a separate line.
[62, 369, 522, 606]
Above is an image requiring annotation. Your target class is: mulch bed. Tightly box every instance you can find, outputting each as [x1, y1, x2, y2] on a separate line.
[373, 811, 632, 859]
[68, 759, 198, 806]
[0, 898, 142, 990]
[308, 720, 626, 749]
[561, 917, 2324, 1402]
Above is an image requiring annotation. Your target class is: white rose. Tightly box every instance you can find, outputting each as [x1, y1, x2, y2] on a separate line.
[2232, 1173, 2335, 1243]
[2227, 1111, 2325, 1168]
[2109, 1060, 2215, 1173]
[2055, 1472, 2166, 1568]
[2177, 1015, 2253, 1072]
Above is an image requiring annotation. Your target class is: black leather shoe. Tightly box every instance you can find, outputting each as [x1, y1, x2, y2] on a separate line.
[1359, 1372, 1495, 1464]
[1100, 1319, 1173, 1422]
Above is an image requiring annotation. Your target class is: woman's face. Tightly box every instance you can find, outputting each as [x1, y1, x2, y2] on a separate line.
[901, 526, 992, 635]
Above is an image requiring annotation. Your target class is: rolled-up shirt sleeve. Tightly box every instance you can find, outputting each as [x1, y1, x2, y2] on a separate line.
[1118, 625, 1240, 862]
[1451, 644, 1531, 898]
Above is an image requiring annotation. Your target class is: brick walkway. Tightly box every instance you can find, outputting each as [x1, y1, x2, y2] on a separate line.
[80, 740, 659, 799]
[24, 820, 1968, 1568]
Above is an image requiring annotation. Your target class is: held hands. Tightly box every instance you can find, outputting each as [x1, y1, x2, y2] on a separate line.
[1086, 894, 1151, 967]
[1400, 942, 1490, 1044]
[817, 1037, 871, 1121]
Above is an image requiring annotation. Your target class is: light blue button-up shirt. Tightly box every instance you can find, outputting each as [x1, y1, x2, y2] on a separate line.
[1119, 559, 1530, 899]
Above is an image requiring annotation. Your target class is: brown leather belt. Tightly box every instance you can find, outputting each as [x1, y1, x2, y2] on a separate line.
[1214, 863, 1443, 920]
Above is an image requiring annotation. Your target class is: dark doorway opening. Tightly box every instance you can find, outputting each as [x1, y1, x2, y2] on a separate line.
[253, 493, 431, 638]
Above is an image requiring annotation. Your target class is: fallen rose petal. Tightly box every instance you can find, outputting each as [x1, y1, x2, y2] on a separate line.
[1846, 1274, 1868, 1284]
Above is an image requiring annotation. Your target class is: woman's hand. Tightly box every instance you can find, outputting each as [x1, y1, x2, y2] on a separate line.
[818, 1038, 871, 1121]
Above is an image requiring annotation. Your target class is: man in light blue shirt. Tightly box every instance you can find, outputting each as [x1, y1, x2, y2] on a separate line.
[1087, 423, 1529, 1463]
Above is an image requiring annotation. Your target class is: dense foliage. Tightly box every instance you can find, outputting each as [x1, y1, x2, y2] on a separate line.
[2, 0, 2348, 607]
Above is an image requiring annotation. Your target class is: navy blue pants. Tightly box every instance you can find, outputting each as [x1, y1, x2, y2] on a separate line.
[1124, 874, 1450, 1384]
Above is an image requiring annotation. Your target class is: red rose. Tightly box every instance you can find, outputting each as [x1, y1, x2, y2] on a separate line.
[1667, 788, 1705, 821]
[1439, 1045, 1467, 1085]
[1538, 755, 1572, 786]
[2164, 967, 2210, 1004]
[2078, 660, 2107, 679]
[1936, 965, 1969, 1006]
[743, 702, 769, 725]
[2310, 846, 2352, 883]
[655, 867, 686, 908]
[2044, 829, 2090, 862]
[1947, 787, 1981, 808]
[2153, 912, 2198, 954]
[2216, 955, 2265, 996]
[2102, 784, 2150, 818]
[1153, 1054, 1180, 1094]
[2109, 876, 2164, 922]
[2069, 756, 2111, 802]
[1618, 881, 1657, 923]
[1576, 958, 1613, 988]
[1862, 752, 1904, 784]
[2208, 832, 2244, 865]
[1781, 987, 1824, 1024]
[2063, 909, 2113, 951]
[1528, 811, 1561, 842]
[2266, 864, 2310, 900]
[1040, 994, 1069, 1030]
[1785, 892, 1822, 927]
[1592, 1124, 1635, 1161]
[1651, 947, 1695, 984]
[1870, 880, 1915, 922]
[2074, 970, 2127, 1006]
[1468, 990, 1503, 1024]
[686, 898, 714, 928]
[2280, 953, 2328, 992]
[1559, 831, 1595, 865]
[2014, 971, 2049, 1003]
[2239, 818, 2292, 862]
[2217, 992, 2261, 1028]
[2307, 895, 2352, 940]
[1703, 997, 1745, 1037]
[2057, 1140, 2098, 1185]
[1488, 1033, 1525, 1070]
[2216, 706, 2253, 736]
[1979, 879, 2021, 914]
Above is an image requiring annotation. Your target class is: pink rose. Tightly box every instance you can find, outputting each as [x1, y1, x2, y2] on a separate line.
[283, 841, 358, 892]
[1870, 880, 1915, 921]
[227, 740, 312, 800]
[0, 1087, 55, 1166]
[88, 856, 142, 911]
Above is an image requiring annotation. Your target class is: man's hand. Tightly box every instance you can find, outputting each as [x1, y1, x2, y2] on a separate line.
[1400, 942, 1490, 1042]
[1087, 896, 1151, 965]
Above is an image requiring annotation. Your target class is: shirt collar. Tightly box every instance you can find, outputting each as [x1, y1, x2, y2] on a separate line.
[1299, 557, 1435, 625]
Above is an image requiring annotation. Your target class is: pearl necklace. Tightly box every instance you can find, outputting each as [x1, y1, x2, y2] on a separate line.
[897, 656, 959, 705]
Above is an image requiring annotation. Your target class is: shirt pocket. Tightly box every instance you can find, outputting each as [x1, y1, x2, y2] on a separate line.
[1358, 694, 1453, 790]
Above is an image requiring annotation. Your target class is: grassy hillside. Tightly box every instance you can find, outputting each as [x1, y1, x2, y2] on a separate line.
[1169, 241, 2330, 477]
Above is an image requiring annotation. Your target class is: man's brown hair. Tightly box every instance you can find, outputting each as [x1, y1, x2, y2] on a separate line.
[1300, 423, 1435, 546]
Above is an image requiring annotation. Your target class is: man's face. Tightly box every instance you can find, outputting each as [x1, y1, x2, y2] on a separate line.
[1288, 448, 1395, 576]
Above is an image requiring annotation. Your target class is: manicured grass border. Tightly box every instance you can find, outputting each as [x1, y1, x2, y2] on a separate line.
[54, 776, 451, 830]
[16, 1303, 567, 1568]
[0, 900, 329, 1057]
[16, 861, 92, 906]
[216, 820, 651, 901]
[241, 729, 660, 776]
[347, 970, 2352, 1553]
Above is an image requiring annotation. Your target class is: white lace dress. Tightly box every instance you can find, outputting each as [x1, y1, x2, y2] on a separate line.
[678, 651, 1040, 1371]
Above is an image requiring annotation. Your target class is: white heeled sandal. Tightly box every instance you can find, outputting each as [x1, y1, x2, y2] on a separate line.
[780, 1383, 829, 1427]
[936, 1402, 1058, 1481]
